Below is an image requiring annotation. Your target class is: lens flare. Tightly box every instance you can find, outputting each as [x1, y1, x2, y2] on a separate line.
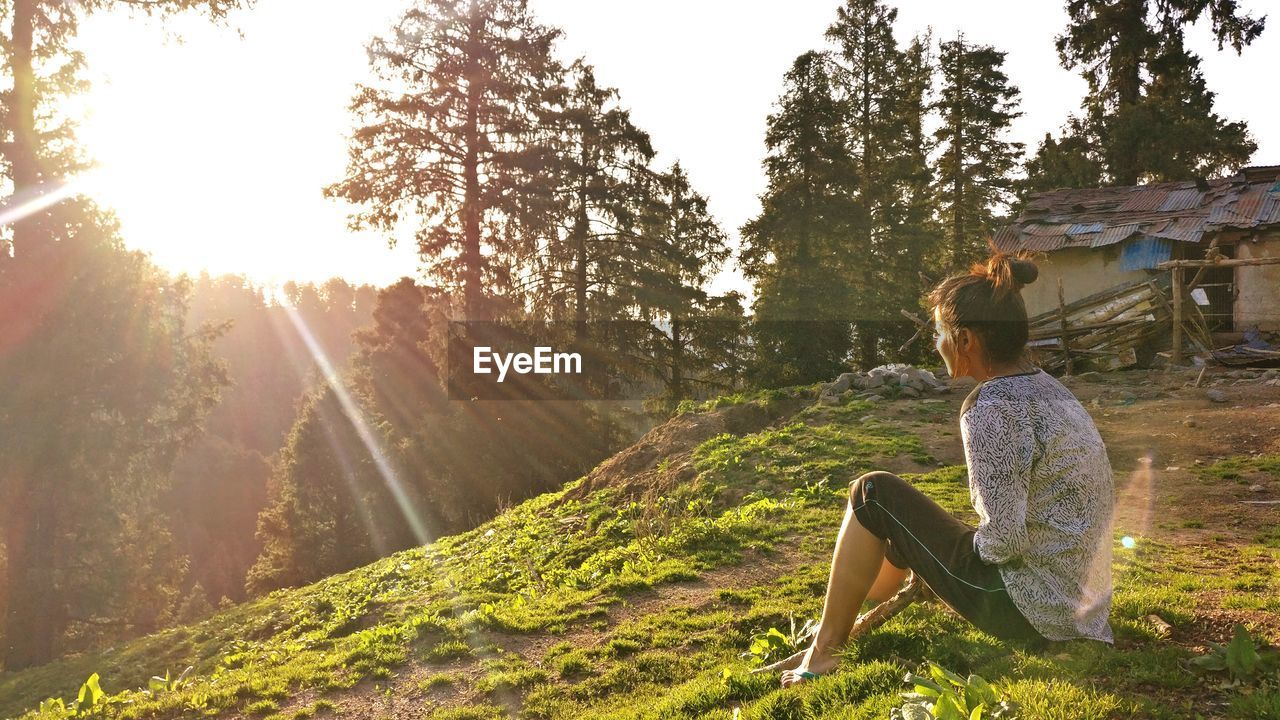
[277, 301, 432, 545]
[0, 177, 86, 228]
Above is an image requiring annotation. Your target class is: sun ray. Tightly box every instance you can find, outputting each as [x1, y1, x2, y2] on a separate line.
[277, 301, 432, 545]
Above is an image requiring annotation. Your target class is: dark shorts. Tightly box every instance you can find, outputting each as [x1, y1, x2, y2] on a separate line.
[849, 471, 1047, 646]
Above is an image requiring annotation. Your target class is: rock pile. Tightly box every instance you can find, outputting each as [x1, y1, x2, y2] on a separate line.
[819, 364, 950, 405]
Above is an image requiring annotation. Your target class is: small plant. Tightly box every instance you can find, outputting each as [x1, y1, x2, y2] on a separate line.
[891, 662, 1018, 719]
[146, 666, 194, 696]
[186, 692, 212, 712]
[39, 672, 119, 718]
[790, 477, 835, 504]
[1189, 623, 1277, 687]
[742, 615, 818, 665]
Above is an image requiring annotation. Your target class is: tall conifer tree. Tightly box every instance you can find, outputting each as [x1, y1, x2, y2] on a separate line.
[740, 50, 861, 386]
[826, 0, 935, 365]
[531, 61, 655, 333]
[932, 35, 1024, 271]
[325, 0, 564, 323]
[1027, 0, 1262, 190]
[634, 163, 731, 408]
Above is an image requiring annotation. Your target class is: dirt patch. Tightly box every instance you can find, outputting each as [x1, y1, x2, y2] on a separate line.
[558, 391, 815, 505]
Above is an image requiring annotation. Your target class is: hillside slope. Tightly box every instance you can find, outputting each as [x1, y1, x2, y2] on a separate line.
[3, 371, 1279, 720]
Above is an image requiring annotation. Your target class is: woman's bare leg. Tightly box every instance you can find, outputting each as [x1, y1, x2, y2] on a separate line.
[755, 557, 906, 675]
[867, 558, 910, 603]
[779, 496, 887, 687]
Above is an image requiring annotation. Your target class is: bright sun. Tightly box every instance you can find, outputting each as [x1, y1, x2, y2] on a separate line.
[70, 2, 416, 288]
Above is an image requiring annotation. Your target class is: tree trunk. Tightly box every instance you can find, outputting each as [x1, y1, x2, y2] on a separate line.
[669, 317, 684, 405]
[858, 324, 880, 369]
[6, 0, 45, 262]
[461, 0, 485, 323]
[572, 178, 589, 342]
[3, 460, 65, 671]
[2, 0, 66, 674]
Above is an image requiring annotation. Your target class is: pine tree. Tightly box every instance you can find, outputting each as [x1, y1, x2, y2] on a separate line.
[634, 163, 731, 408]
[826, 0, 936, 365]
[529, 61, 655, 330]
[740, 50, 861, 386]
[325, 0, 564, 323]
[0, 0, 247, 672]
[1029, 0, 1263, 188]
[932, 35, 1024, 271]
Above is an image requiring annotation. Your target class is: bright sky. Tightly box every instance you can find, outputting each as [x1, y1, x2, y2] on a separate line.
[74, 0, 1278, 298]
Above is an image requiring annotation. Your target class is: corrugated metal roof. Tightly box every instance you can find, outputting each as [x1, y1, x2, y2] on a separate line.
[1149, 217, 1205, 243]
[1207, 200, 1242, 225]
[1024, 223, 1072, 236]
[1120, 236, 1172, 271]
[1258, 194, 1280, 225]
[1117, 188, 1169, 212]
[991, 225, 1021, 252]
[990, 165, 1280, 255]
[1067, 222, 1106, 235]
[1023, 233, 1065, 251]
[1091, 223, 1140, 247]
[1157, 188, 1204, 212]
[1234, 188, 1268, 226]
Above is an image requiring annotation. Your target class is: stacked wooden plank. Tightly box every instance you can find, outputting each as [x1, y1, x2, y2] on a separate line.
[1026, 277, 1212, 373]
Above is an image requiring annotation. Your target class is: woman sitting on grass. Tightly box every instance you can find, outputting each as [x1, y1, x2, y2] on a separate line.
[772, 252, 1116, 688]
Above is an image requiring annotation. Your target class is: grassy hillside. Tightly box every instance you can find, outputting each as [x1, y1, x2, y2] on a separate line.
[3, 383, 1279, 720]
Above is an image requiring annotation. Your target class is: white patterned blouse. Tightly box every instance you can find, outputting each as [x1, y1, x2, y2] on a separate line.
[959, 368, 1116, 643]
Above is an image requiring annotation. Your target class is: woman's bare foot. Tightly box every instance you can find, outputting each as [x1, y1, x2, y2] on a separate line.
[749, 648, 808, 675]
[779, 645, 840, 688]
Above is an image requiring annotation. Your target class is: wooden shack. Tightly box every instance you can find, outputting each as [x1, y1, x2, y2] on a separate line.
[993, 165, 1280, 338]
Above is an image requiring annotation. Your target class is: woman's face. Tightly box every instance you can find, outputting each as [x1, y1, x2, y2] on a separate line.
[933, 307, 965, 379]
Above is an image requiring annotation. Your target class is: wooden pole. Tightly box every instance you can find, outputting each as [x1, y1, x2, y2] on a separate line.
[1172, 267, 1184, 366]
[1158, 256, 1280, 269]
[1058, 278, 1074, 375]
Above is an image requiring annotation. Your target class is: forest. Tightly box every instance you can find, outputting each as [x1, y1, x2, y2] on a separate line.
[0, 0, 1268, 694]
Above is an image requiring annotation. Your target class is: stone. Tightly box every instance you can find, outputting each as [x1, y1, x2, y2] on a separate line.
[899, 386, 921, 398]
[1206, 389, 1229, 403]
[819, 392, 840, 405]
[1077, 371, 1103, 383]
[1183, 419, 1197, 428]
[865, 394, 884, 403]
[829, 374, 855, 394]
[1249, 484, 1266, 493]
[863, 374, 885, 389]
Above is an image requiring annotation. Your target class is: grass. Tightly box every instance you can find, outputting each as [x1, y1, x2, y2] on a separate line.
[3, 394, 1277, 719]
[1196, 453, 1280, 482]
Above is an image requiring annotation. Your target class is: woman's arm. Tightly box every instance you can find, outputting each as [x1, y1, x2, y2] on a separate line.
[961, 397, 1035, 566]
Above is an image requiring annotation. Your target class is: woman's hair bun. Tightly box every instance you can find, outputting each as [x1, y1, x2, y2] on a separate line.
[971, 252, 1037, 301]
[1011, 259, 1039, 286]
